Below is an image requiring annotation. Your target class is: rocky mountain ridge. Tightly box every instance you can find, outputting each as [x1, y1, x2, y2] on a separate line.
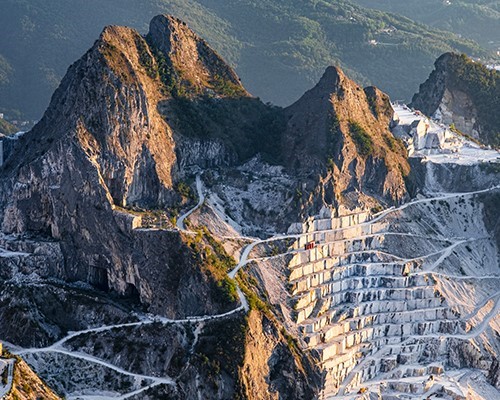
[411, 52, 500, 147]
[0, 15, 257, 323]
[0, 14, 498, 400]
[284, 66, 409, 216]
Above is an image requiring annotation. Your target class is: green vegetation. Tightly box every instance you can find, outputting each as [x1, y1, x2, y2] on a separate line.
[351, 0, 500, 51]
[383, 132, 404, 153]
[348, 121, 374, 157]
[185, 226, 239, 304]
[449, 123, 482, 146]
[148, 33, 245, 99]
[135, 35, 157, 79]
[212, 74, 247, 97]
[280, 328, 301, 354]
[1, 366, 7, 385]
[5, 352, 60, 400]
[327, 114, 342, 158]
[175, 181, 194, 200]
[0, 0, 488, 119]
[167, 94, 285, 162]
[444, 54, 500, 147]
[236, 272, 271, 314]
[0, 117, 17, 135]
[147, 40, 186, 97]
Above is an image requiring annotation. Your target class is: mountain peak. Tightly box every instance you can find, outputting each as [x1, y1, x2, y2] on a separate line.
[283, 65, 408, 208]
[434, 51, 459, 68]
[298, 65, 346, 101]
[147, 14, 248, 97]
[318, 65, 344, 88]
[148, 14, 191, 54]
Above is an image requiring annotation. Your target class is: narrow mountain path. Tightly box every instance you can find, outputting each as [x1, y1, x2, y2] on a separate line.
[66, 381, 168, 400]
[176, 175, 204, 231]
[24, 347, 173, 385]
[9, 179, 500, 398]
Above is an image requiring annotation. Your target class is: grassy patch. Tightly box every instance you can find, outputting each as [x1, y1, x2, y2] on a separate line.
[185, 227, 239, 304]
[236, 271, 271, 315]
[348, 120, 374, 157]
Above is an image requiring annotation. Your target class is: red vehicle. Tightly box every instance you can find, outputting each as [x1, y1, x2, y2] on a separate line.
[304, 241, 316, 250]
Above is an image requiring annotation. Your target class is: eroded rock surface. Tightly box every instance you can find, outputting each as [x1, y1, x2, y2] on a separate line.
[411, 52, 500, 147]
[0, 14, 498, 400]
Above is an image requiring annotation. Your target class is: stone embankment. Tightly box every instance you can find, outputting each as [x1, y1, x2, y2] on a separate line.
[268, 195, 500, 399]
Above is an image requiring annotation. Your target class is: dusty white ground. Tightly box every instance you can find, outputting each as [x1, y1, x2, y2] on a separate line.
[393, 103, 499, 165]
[0, 358, 15, 398]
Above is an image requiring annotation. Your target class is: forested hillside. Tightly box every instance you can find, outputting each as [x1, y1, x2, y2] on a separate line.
[0, 0, 486, 118]
[352, 0, 500, 50]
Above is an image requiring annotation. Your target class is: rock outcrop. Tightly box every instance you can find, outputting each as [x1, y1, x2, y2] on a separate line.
[147, 15, 247, 98]
[0, 15, 257, 314]
[411, 52, 500, 147]
[239, 310, 319, 399]
[5, 357, 61, 400]
[283, 66, 409, 214]
[4, 13, 496, 400]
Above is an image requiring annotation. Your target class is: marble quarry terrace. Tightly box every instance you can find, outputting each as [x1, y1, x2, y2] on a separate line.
[4, 168, 499, 399]
[0, 9, 499, 399]
[1, 100, 499, 398]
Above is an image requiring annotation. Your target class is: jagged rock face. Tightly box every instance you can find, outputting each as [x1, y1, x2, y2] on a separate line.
[0, 16, 250, 314]
[0, 225, 234, 321]
[409, 158, 500, 195]
[1, 15, 252, 213]
[0, 279, 136, 348]
[411, 52, 500, 147]
[283, 66, 409, 213]
[148, 15, 247, 97]
[239, 311, 318, 399]
[2, 25, 177, 210]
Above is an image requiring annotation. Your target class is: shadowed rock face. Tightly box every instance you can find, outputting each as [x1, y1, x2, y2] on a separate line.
[411, 52, 500, 147]
[283, 66, 409, 214]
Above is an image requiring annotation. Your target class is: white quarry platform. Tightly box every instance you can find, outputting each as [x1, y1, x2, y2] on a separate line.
[392, 103, 499, 165]
[252, 186, 500, 400]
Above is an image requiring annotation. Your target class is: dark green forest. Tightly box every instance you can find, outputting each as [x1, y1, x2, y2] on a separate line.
[0, 0, 490, 119]
[352, 0, 500, 50]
